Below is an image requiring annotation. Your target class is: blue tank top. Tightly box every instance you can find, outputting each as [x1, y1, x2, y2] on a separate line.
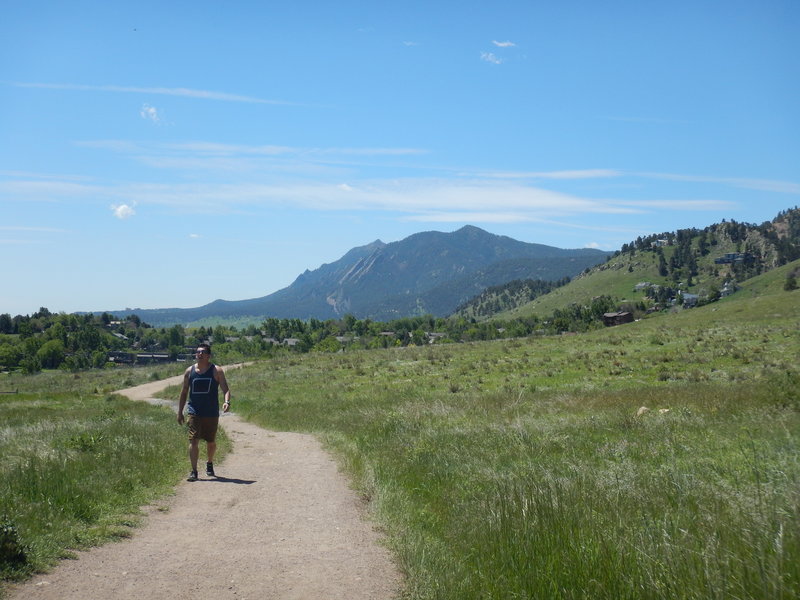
[187, 364, 220, 417]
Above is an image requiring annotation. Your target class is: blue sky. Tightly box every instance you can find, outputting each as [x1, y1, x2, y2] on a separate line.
[2, 1, 798, 317]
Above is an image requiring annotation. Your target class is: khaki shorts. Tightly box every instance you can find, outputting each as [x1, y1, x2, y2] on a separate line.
[187, 415, 219, 442]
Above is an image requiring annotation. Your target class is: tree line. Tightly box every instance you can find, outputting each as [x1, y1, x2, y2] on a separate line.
[1, 299, 632, 374]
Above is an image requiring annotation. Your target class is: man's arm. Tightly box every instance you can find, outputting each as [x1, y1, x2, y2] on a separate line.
[216, 367, 231, 412]
[177, 368, 190, 424]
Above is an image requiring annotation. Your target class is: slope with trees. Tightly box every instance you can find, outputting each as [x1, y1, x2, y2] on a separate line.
[494, 207, 800, 322]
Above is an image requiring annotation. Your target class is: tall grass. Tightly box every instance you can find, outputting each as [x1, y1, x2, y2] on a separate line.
[229, 301, 799, 599]
[0, 365, 226, 585]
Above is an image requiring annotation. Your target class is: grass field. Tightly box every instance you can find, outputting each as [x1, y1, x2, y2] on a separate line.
[2, 274, 798, 598]
[226, 283, 799, 599]
[0, 364, 229, 589]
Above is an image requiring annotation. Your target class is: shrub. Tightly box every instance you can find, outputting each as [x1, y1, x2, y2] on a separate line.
[0, 517, 28, 577]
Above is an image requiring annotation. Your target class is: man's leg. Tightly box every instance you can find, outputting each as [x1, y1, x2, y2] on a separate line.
[189, 439, 200, 472]
[204, 417, 219, 477]
[206, 441, 216, 464]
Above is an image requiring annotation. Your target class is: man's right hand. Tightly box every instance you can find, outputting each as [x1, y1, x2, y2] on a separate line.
[177, 412, 184, 425]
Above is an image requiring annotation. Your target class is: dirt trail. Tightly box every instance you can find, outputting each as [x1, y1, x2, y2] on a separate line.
[9, 366, 401, 599]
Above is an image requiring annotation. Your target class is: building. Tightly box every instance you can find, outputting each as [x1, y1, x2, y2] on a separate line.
[681, 293, 700, 308]
[603, 312, 634, 327]
[714, 252, 755, 265]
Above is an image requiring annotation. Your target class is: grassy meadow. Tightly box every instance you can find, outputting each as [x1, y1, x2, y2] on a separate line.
[1, 275, 798, 598]
[225, 286, 799, 599]
[0, 364, 229, 588]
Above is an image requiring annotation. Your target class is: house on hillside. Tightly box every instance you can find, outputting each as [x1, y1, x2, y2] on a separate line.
[107, 351, 135, 364]
[426, 332, 447, 344]
[681, 293, 700, 308]
[720, 281, 737, 297]
[603, 312, 634, 327]
[136, 353, 171, 364]
[714, 252, 754, 265]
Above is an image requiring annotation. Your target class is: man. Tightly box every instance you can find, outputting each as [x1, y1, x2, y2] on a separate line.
[177, 343, 231, 482]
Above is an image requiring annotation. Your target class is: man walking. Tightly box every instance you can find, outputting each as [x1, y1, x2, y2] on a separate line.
[177, 343, 231, 481]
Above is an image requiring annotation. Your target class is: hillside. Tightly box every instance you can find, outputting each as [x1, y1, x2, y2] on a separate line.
[468, 207, 800, 321]
[102, 226, 609, 326]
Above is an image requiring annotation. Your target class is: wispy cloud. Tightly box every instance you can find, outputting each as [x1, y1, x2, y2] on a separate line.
[402, 212, 537, 223]
[9, 82, 297, 105]
[614, 199, 735, 211]
[469, 169, 621, 180]
[4, 165, 778, 230]
[0, 170, 93, 182]
[480, 52, 503, 65]
[0, 225, 66, 245]
[638, 172, 800, 195]
[0, 178, 98, 198]
[492, 40, 516, 47]
[603, 115, 692, 125]
[73, 139, 429, 176]
[77, 140, 426, 158]
[2, 166, 746, 220]
[0, 239, 49, 245]
[0, 226, 67, 232]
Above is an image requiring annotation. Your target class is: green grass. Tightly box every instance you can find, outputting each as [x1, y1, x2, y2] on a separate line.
[0, 363, 187, 396]
[227, 286, 799, 599]
[0, 364, 228, 589]
[2, 274, 797, 598]
[504, 253, 800, 322]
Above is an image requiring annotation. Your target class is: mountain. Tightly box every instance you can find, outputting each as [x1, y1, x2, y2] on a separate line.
[105, 226, 610, 326]
[477, 207, 800, 322]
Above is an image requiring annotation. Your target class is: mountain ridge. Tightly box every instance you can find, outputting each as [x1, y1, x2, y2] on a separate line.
[100, 225, 609, 326]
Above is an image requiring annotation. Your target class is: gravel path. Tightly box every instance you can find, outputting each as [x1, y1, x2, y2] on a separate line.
[8, 367, 402, 599]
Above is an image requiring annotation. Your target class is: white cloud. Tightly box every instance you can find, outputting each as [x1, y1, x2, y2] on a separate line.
[614, 199, 736, 211]
[585, 242, 601, 249]
[403, 41, 418, 46]
[72, 139, 429, 177]
[402, 212, 537, 223]
[492, 40, 516, 47]
[4, 173, 740, 222]
[604, 115, 692, 125]
[637, 172, 800, 195]
[10, 82, 294, 105]
[140, 103, 160, 123]
[77, 139, 426, 158]
[111, 203, 136, 219]
[470, 169, 621, 180]
[480, 52, 503, 65]
[189, 233, 201, 238]
[0, 226, 67, 232]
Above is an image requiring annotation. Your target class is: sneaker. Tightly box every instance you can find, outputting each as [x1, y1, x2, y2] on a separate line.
[187, 470, 198, 482]
[205, 462, 215, 477]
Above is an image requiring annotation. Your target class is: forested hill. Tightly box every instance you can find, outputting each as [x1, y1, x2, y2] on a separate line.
[479, 206, 800, 321]
[99, 226, 610, 325]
